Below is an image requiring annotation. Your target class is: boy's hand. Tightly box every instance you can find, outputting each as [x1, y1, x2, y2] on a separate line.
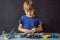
[23, 29, 31, 34]
[30, 28, 36, 33]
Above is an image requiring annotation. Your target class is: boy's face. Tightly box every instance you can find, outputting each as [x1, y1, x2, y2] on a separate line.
[25, 10, 35, 16]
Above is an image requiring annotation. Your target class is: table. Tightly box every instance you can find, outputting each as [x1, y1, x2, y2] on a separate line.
[0, 33, 60, 40]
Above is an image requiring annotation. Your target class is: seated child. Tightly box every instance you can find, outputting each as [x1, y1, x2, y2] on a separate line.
[18, 0, 43, 34]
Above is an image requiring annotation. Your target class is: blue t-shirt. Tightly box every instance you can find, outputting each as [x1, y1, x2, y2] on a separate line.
[19, 15, 42, 30]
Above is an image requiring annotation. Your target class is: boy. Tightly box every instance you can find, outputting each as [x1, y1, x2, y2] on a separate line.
[18, 0, 43, 34]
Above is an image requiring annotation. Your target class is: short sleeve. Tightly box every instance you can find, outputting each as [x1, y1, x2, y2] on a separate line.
[38, 19, 43, 25]
[18, 17, 23, 24]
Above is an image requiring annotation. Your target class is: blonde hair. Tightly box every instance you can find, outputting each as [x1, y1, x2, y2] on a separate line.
[23, 0, 35, 11]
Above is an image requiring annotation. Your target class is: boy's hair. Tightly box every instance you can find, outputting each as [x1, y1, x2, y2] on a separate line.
[23, 0, 35, 11]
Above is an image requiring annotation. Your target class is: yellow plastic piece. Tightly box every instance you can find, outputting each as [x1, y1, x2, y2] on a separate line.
[2, 31, 6, 34]
[42, 34, 51, 39]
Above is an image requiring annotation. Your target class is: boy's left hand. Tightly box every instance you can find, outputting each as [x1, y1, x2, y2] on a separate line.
[30, 28, 36, 33]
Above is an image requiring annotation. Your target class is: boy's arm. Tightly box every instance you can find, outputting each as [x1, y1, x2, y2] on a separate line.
[31, 24, 43, 33]
[18, 24, 25, 32]
[18, 24, 31, 33]
[36, 24, 43, 32]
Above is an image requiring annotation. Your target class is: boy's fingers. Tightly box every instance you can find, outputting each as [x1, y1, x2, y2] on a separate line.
[25, 30, 31, 34]
[30, 29, 36, 33]
[30, 30, 34, 33]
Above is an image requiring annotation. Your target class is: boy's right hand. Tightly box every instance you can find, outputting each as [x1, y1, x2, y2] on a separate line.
[23, 29, 31, 34]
